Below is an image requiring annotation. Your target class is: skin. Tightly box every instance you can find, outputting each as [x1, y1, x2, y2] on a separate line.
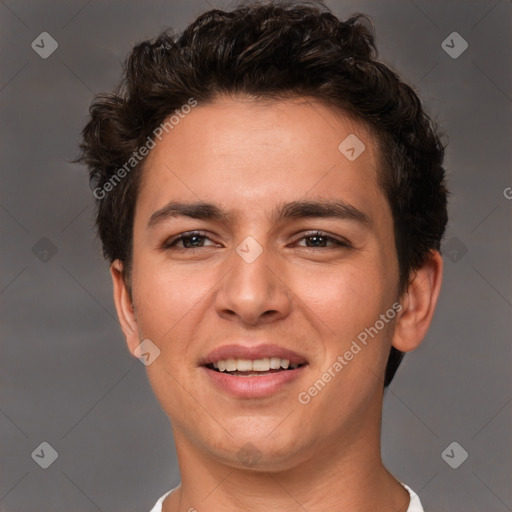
[111, 97, 443, 512]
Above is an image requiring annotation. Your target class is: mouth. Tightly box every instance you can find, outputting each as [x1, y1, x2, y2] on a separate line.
[204, 357, 306, 377]
[200, 344, 309, 398]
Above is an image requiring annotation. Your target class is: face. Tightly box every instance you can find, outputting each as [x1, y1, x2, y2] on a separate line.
[118, 97, 403, 470]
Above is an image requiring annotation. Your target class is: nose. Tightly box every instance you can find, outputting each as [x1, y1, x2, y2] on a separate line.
[214, 240, 292, 326]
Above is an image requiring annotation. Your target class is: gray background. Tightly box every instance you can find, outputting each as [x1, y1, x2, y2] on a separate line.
[1, 0, 510, 511]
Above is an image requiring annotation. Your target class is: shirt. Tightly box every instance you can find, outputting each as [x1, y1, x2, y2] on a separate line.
[148, 483, 424, 511]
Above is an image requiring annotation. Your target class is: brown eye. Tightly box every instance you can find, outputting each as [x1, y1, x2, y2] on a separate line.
[163, 231, 217, 250]
[303, 234, 330, 248]
[296, 231, 350, 249]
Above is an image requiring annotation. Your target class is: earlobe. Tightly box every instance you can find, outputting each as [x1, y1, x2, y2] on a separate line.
[110, 260, 140, 354]
[392, 250, 443, 353]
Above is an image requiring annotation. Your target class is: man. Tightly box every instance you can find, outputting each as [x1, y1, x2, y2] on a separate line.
[79, 2, 447, 510]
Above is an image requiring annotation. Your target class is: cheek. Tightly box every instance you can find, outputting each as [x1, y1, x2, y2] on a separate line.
[130, 261, 211, 417]
[294, 258, 392, 343]
[293, 261, 397, 425]
[130, 257, 212, 352]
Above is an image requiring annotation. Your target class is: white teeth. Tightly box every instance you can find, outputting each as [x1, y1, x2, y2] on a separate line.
[211, 357, 299, 372]
[269, 357, 281, 369]
[225, 358, 237, 371]
[236, 359, 253, 371]
[252, 358, 270, 371]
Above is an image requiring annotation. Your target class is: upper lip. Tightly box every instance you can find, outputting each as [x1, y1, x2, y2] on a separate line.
[201, 344, 308, 366]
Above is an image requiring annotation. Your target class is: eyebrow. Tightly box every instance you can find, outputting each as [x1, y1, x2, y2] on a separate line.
[275, 200, 370, 225]
[147, 199, 371, 229]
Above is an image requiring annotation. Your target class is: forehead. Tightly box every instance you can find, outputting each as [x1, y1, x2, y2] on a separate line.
[136, 97, 385, 223]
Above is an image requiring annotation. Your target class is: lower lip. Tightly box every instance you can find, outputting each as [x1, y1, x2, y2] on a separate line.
[201, 365, 307, 398]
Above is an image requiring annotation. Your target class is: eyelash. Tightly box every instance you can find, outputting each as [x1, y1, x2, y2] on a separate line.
[162, 230, 351, 250]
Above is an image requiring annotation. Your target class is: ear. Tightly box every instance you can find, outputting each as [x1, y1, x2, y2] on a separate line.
[392, 250, 443, 352]
[110, 259, 140, 355]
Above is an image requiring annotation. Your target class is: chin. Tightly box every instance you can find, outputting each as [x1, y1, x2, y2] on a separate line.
[208, 431, 309, 472]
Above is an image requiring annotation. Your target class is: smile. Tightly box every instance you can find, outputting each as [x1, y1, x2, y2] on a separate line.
[206, 357, 302, 375]
[200, 343, 308, 397]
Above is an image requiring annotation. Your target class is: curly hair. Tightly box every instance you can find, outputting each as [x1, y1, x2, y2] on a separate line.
[78, 0, 448, 388]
